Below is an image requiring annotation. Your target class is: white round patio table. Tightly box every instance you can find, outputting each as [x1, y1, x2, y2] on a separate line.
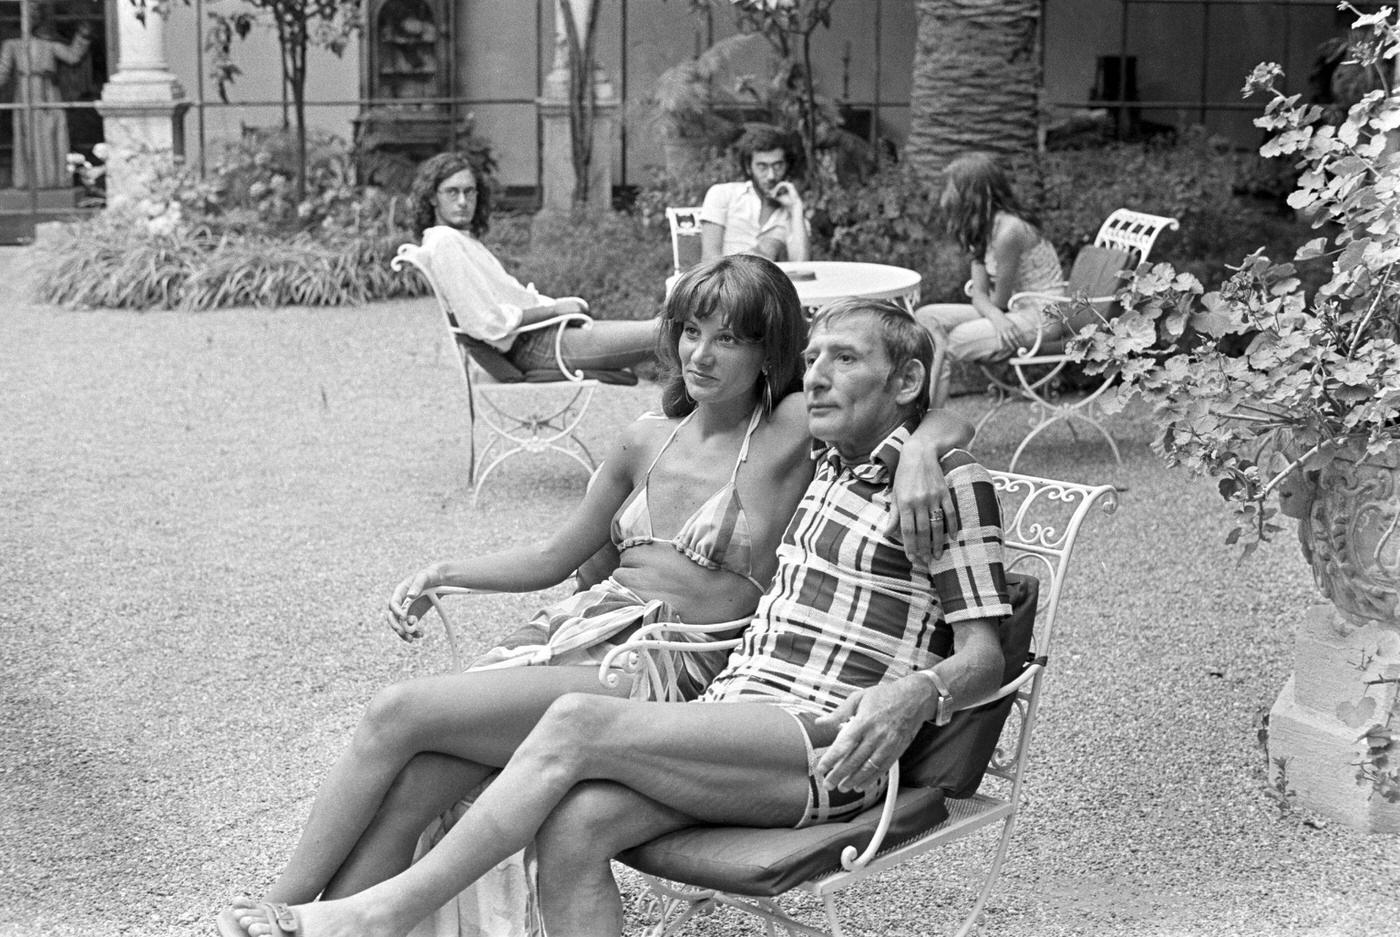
[777, 261, 922, 315]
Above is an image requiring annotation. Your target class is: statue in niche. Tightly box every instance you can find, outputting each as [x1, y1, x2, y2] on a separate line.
[378, 0, 436, 99]
[0, 4, 92, 189]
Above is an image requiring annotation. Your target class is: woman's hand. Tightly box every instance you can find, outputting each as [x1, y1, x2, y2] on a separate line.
[386, 563, 448, 642]
[890, 433, 956, 567]
[987, 311, 1021, 353]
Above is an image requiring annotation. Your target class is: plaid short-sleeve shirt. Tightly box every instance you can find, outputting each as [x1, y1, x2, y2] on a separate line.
[700, 422, 1011, 716]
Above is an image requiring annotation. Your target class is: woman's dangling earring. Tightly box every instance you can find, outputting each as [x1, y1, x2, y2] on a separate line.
[761, 370, 774, 416]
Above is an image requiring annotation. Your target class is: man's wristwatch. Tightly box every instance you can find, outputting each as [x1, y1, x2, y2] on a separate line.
[917, 668, 955, 726]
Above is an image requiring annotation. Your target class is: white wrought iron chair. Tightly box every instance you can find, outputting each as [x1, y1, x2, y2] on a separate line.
[664, 206, 704, 296]
[972, 208, 1179, 471]
[599, 469, 1118, 937]
[393, 242, 637, 505]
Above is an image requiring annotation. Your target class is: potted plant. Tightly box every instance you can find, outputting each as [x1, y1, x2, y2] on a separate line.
[1069, 5, 1400, 831]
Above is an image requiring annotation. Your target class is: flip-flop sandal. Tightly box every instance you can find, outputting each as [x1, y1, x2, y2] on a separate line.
[254, 903, 302, 937]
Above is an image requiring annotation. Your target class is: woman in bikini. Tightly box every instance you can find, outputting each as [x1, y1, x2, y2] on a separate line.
[912, 152, 1064, 407]
[217, 254, 971, 935]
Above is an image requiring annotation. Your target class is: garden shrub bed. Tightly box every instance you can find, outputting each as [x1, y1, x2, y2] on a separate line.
[32, 216, 427, 311]
[29, 127, 1307, 316]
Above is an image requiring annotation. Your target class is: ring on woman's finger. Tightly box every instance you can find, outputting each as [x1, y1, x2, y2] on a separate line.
[864, 758, 881, 772]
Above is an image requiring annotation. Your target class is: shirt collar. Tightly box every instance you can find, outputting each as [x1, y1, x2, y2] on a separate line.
[811, 418, 918, 482]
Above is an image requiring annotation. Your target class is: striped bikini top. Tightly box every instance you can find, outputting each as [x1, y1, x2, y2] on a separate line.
[610, 406, 765, 593]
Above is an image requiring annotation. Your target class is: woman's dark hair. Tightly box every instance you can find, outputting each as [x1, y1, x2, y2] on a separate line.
[733, 122, 804, 187]
[938, 152, 1033, 256]
[657, 254, 807, 419]
[409, 152, 492, 237]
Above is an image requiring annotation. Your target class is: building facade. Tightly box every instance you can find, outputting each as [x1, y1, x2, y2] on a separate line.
[0, 0, 1355, 238]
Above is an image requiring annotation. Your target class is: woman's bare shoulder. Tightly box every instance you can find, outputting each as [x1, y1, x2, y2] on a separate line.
[756, 393, 816, 463]
[610, 410, 678, 463]
[991, 212, 1039, 248]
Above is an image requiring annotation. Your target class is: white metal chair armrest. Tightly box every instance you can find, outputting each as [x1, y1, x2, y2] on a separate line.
[1005, 289, 1116, 362]
[505, 311, 594, 382]
[597, 620, 747, 700]
[453, 311, 594, 383]
[840, 656, 1045, 872]
[417, 585, 500, 671]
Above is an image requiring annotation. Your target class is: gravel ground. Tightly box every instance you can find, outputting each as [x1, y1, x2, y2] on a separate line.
[2, 245, 1397, 937]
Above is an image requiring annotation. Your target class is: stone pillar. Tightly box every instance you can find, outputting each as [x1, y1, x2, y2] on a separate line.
[1267, 443, 1400, 832]
[537, 0, 618, 213]
[1268, 605, 1400, 832]
[95, 3, 189, 204]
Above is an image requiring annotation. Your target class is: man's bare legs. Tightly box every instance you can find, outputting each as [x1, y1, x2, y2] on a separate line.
[321, 753, 484, 899]
[239, 694, 810, 937]
[255, 665, 630, 906]
[535, 781, 695, 937]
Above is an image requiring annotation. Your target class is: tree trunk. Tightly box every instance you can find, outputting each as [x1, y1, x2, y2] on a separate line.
[907, 0, 1042, 182]
[560, 0, 602, 208]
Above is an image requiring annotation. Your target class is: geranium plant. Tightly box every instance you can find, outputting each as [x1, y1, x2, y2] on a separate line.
[1070, 4, 1400, 555]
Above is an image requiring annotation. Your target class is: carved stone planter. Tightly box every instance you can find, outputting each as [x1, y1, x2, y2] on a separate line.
[1268, 439, 1400, 832]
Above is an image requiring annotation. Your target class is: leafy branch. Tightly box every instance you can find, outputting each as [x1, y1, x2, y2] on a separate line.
[1067, 4, 1400, 552]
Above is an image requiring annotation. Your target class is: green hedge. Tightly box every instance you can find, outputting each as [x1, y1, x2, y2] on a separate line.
[29, 128, 1306, 316]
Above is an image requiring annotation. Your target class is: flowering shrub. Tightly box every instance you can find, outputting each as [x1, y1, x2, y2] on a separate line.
[30, 134, 426, 310]
[1069, 5, 1400, 552]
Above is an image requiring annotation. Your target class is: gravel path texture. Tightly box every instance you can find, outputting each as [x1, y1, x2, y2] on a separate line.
[2, 247, 1397, 937]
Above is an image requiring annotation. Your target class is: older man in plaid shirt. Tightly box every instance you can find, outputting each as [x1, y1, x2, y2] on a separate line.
[225, 299, 1010, 937]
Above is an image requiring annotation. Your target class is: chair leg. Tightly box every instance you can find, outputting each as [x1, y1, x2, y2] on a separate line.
[951, 813, 1020, 937]
[1005, 376, 1124, 473]
[468, 385, 600, 505]
[635, 876, 721, 937]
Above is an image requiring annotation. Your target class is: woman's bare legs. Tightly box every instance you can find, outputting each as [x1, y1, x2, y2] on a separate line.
[320, 753, 485, 900]
[257, 665, 629, 906]
[913, 303, 975, 409]
[535, 781, 695, 937]
[240, 695, 810, 937]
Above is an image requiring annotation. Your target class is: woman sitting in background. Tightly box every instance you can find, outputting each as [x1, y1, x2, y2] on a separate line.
[913, 152, 1063, 407]
[412, 151, 659, 373]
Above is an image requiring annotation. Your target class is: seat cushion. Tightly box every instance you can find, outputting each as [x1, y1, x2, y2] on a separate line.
[459, 336, 527, 383]
[1058, 245, 1132, 335]
[461, 336, 639, 386]
[899, 572, 1040, 797]
[618, 786, 948, 897]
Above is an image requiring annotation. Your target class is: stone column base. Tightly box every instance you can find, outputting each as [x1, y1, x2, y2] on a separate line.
[1267, 604, 1400, 833]
[96, 73, 189, 205]
[537, 94, 619, 215]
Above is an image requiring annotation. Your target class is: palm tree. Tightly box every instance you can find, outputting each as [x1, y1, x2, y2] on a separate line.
[906, 0, 1042, 180]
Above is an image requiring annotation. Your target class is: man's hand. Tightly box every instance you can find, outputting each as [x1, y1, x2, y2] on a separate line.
[770, 181, 802, 210]
[813, 677, 931, 793]
[552, 297, 589, 316]
[890, 434, 955, 566]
